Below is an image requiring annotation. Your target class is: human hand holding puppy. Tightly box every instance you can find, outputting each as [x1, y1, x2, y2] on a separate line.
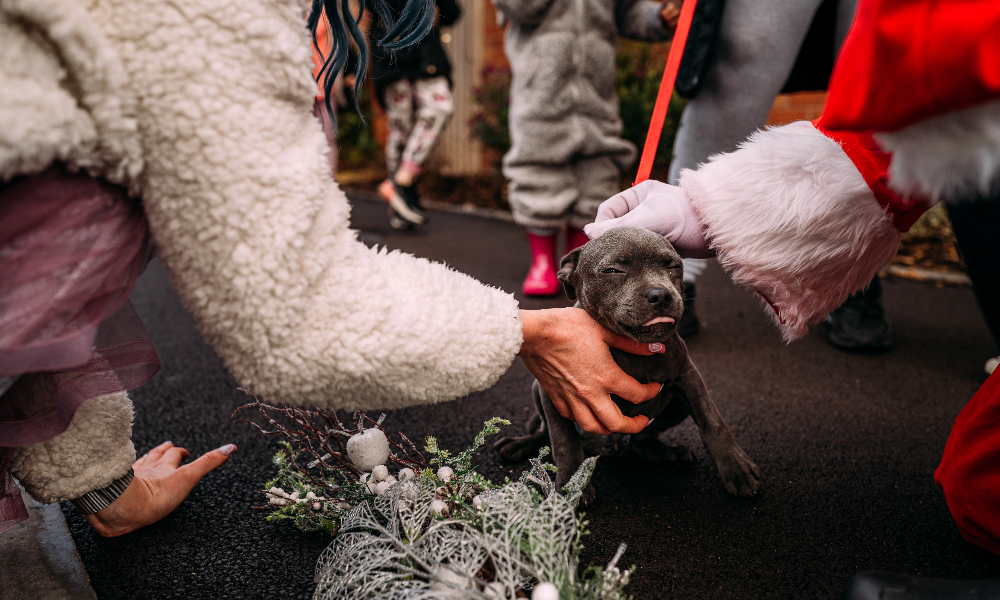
[584, 180, 714, 258]
[518, 308, 664, 435]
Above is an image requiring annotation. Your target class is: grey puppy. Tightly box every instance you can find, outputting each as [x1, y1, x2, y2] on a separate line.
[495, 226, 763, 505]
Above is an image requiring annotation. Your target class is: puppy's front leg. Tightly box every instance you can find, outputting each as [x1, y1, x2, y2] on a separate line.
[537, 382, 596, 506]
[675, 359, 763, 497]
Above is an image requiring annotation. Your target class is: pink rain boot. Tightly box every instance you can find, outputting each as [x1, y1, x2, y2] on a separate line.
[566, 226, 590, 253]
[522, 231, 559, 296]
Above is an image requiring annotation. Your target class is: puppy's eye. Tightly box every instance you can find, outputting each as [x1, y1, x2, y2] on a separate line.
[602, 268, 624, 274]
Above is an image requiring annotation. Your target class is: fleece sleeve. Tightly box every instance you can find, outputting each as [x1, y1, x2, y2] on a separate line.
[86, 0, 522, 411]
[10, 385, 135, 504]
[678, 121, 901, 341]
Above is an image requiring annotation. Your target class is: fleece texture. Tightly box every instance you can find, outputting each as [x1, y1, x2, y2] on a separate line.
[3, 0, 524, 500]
[876, 99, 1000, 204]
[0, 0, 143, 192]
[680, 121, 900, 341]
[1, 0, 523, 412]
[10, 386, 135, 504]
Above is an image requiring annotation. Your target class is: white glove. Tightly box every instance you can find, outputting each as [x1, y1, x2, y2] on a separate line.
[583, 180, 713, 258]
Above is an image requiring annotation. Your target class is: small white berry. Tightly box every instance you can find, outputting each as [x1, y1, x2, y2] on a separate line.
[305, 491, 316, 500]
[472, 495, 483, 510]
[532, 582, 559, 600]
[359, 473, 373, 484]
[375, 481, 392, 495]
[268, 487, 284, 497]
[312, 501, 322, 510]
[289, 491, 300, 500]
[437, 466, 455, 481]
[398, 468, 415, 481]
[430, 499, 449, 516]
[366, 480, 378, 494]
[383, 475, 397, 485]
[336, 502, 351, 510]
[372, 465, 389, 481]
[268, 497, 290, 507]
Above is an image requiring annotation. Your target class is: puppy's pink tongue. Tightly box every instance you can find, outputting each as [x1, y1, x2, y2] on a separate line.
[643, 316, 676, 326]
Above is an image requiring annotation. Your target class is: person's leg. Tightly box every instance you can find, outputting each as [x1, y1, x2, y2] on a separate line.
[569, 155, 624, 252]
[378, 80, 425, 228]
[507, 163, 578, 296]
[382, 80, 414, 176]
[946, 195, 1000, 372]
[669, 0, 826, 336]
[395, 76, 454, 188]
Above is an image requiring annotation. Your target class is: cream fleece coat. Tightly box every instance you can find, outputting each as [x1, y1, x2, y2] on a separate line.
[2, 0, 522, 502]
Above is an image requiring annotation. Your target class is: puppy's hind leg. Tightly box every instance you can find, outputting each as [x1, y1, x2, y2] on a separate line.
[494, 381, 549, 463]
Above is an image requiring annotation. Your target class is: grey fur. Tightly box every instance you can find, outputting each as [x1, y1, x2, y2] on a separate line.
[495, 227, 762, 505]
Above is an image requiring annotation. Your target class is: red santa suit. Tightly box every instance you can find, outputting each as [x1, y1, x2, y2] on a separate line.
[679, 0, 1000, 556]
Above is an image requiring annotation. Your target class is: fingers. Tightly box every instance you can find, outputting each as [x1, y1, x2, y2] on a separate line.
[143, 441, 175, 463]
[585, 396, 650, 434]
[175, 444, 235, 487]
[163, 446, 190, 468]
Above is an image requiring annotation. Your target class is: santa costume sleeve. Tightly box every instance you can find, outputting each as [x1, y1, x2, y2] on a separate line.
[677, 0, 1000, 341]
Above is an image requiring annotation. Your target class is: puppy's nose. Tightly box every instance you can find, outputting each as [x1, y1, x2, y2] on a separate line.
[646, 288, 671, 310]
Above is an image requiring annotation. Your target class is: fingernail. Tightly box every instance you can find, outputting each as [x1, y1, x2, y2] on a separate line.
[648, 343, 665, 353]
[218, 444, 236, 455]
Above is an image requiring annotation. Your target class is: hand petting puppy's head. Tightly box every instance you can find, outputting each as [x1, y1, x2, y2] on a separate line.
[558, 226, 685, 344]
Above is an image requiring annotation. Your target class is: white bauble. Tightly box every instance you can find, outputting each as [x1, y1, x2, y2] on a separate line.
[346, 429, 390, 472]
[437, 466, 455, 481]
[398, 468, 415, 481]
[532, 582, 559, 600]
[372, 465, 389, 481]
[375, 481, 392, 495]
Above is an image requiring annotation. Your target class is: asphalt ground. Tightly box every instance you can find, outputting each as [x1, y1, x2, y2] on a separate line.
[61, 192, 1000, 599]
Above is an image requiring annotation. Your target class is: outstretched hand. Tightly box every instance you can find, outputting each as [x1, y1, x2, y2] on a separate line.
[86, 441, 235, 537]
[518, 308, 664, 435]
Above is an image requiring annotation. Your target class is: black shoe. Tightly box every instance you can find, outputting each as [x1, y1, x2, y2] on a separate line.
[825, 275, 893, 352]
[400, 183, 425, 217]
[379, 179, 424, 227]
[387, 207, 414, 230]
[842, 571, 1000, 600]
[677, 282, 700, 338]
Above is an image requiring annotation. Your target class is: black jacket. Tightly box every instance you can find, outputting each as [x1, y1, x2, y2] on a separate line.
[371, 0, 461, 103]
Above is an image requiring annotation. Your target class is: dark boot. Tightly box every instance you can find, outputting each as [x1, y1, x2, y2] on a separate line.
[825, 275, 893, 352]
[677, 282, 700, 338]
[842, 571, 1000, 600]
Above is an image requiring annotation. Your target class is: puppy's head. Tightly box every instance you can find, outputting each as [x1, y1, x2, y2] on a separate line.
[558, 226, 685, 343]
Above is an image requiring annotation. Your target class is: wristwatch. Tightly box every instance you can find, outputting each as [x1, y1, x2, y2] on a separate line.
[71, 468, 134, 514]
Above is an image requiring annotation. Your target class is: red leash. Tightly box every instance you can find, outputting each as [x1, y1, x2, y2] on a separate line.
[634, 0, 699, 185]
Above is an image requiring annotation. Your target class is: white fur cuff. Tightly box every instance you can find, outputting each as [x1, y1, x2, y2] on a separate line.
[876, 98, 1000, 203]
[680, 121, 900, 341]
[11, 391, 135, 504]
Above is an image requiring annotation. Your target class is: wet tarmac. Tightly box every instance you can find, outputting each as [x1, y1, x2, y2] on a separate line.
[61, 192, 1000, 599]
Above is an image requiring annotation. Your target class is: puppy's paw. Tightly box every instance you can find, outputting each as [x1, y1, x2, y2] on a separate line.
[630, 437, 696, 467]
[493, 435, 546, 463]
[716, 447, 763, 498]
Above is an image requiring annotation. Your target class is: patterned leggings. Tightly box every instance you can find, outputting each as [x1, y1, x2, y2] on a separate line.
[382, 76, 454, 174]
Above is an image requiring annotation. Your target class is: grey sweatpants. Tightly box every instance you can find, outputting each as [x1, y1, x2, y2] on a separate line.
[672, 0, 857, 282]
[507, 155, 624, 230]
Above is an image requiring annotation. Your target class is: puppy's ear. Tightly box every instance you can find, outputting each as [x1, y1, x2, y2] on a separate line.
[557, 248, 583, 300]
